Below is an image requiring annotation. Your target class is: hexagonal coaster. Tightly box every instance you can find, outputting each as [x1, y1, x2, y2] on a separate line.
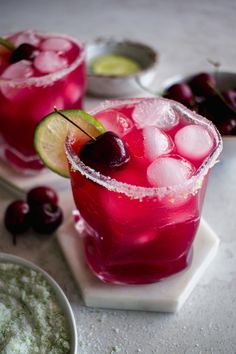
[0, 159, 69, 193]
[57, 216, 219, 313]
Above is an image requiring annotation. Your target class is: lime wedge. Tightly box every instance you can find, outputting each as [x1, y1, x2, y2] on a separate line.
[91, 54, 141, 76]
[34, 109, 105, 177]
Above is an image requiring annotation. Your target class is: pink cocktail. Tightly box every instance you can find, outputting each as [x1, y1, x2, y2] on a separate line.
[65, 98, 222, 284]
[0, 30, 86, 173]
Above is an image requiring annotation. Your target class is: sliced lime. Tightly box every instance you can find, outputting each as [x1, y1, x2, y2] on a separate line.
[34, 109, 105, 177]
[91, 54, 141, 76]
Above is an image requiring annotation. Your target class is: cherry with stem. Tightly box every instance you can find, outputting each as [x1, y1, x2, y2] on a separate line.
[54, 107, 130, 169]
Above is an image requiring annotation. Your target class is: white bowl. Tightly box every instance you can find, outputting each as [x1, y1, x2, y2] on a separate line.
[0, 252, 77, 354]
[86, 38, 158, 97]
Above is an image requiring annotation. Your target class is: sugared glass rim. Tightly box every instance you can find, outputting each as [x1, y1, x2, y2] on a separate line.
[65, 97, 223, 199]
[0, 30, 85, 88]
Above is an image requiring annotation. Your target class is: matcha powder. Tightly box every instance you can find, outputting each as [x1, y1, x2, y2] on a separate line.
[0, 262, 71, 354]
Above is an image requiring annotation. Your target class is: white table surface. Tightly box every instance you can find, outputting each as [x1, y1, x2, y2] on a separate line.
[1, 0, 236, 353]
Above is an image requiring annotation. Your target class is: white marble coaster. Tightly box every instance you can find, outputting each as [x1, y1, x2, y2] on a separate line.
[57, 215, 219, 313]
[0, 159, 70, 193]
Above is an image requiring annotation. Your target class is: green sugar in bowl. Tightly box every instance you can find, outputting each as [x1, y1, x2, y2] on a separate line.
[0, 253, 77, 354]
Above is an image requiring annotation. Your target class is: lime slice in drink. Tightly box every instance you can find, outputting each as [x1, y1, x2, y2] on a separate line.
[91, 54, 141, 76]
[34, 109, 106, 177]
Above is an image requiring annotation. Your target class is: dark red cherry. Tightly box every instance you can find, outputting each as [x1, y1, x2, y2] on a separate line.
[164, 83, 194, 107]
[189, 72, 216, 97]
[9, 43, 38, 63]
[4, 200, 30, 235]
[30, 203, 63, 234]
[198, 95, 234, 123]
[222, 90, 236, 111]
[27, 186, 58, 207]
[217, 117, 236, 136]
[79, 131, 130, 170]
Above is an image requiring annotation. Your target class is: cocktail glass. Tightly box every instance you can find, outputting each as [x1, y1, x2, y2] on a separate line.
[65, 98, 222, 284]
[0, 30, 86, 174]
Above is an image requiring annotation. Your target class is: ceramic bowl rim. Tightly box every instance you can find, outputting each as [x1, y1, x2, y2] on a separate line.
[0, 252, 77, 354]
[86, 37, 159, 80]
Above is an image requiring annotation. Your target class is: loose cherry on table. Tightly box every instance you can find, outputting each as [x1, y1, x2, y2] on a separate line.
[27, 186, 58, 207]
[30, 203, 63, 234]
[4, 186, 63, 244]
[4, 200, 31, 244]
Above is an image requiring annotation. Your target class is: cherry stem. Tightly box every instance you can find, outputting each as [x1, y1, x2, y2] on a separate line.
[0, 37, 16, 50]
[207, 58, 221, 71]
[54, 107, 96, 141]
[208, 81, 236, 115]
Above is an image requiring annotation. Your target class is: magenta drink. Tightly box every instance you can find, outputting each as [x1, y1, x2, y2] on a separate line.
[0, 30, 86, 173]
[65, 98, 222, 285]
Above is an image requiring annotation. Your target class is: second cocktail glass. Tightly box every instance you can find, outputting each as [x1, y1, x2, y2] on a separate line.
[0, 30, 86, 174]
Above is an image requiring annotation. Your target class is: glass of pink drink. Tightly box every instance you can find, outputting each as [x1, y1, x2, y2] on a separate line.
[65, 98, 222, 284]
[0, 30, 85, 174]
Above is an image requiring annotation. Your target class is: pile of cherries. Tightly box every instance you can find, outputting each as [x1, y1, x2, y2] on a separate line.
[4, 186, 63, 244]
[163, 72, 236, 135]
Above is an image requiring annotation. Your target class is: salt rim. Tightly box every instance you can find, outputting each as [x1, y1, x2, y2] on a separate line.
[0, 30, 85, 88]
[65, 97, 223, 199]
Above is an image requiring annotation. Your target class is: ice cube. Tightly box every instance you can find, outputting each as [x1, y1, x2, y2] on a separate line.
[96, 109, 134, 137]
[64, 82, 82, 105]
[123, 128, 144, 159]
[147, 156, 195, 187]
[10, 31, 40, 47]
[143, 126, 174, 161]
[34, 51, 67, 74]
[174, 124, 214, 160]
[133, 99, 178, 130]
[1, 60, 33, 80]
[40, 37, 72, 52]
[0, 61, 34, 100]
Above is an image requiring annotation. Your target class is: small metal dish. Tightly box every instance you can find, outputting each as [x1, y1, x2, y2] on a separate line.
[0, 252, 77, 354]
[86, 38, 158, 97]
